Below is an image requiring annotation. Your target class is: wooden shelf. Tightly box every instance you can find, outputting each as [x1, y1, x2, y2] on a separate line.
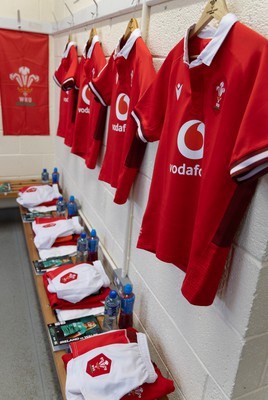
[0, 179, 52, 199]
[20, 206, 68, 398]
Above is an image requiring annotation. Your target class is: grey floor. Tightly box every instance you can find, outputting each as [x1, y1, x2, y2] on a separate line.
[0, 207, 62, 400]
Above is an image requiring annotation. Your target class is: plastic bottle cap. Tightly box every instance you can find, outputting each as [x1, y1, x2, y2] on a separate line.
[58, 196, 63, 201]
[124, 283, 132, 294]
[90, 229, 96, 237]
[109, 290, 118, 299]
[81, 232, 87, 238]
[43, 168, 47, 172]
[54, 168, 58, 172]
[70, 195, 75, 202]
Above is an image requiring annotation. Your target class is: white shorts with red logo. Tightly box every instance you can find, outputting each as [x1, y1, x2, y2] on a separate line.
[66, 332, 157, 400]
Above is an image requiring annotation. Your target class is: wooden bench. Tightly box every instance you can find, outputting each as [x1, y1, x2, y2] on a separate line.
[20, 205, 68, 398]
[0, 179, 51, 199]
[19, 205, 169, 400]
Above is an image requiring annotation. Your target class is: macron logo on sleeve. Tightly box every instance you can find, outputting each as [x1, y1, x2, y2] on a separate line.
[176, 83, 183, 100]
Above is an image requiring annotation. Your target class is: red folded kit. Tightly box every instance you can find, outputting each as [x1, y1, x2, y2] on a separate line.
[33, 218, 79, 247]
[38, 199, 58, 207]
[19, 186, 58, 207]
[43, 273, 109, 310]
[63, 328, 175, 399]
[52, 234, 79, 247]
[35, 217, 66, 224]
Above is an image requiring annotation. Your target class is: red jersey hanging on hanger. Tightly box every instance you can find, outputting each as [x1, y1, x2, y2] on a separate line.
[0, 29, 49, 135]
[132, 14, 268, 306]
[54, 40, 78, 147]
[71, 35, 107, 166]
[89, 28, 156, 204]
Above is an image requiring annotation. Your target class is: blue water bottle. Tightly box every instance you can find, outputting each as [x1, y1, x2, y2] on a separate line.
[56, 196, 66, 217]
[102, 290, 121, 332]
[88, 229, 99, 261]
[67, 195, 78, 218]
[41, 168, 49, 184]
[76, 232, 89, 263]
[119, 284, 135, 329]
[52, 167, 59, 184]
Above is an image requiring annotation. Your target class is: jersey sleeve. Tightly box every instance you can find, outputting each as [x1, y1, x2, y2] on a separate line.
[114, 43, 156, 204]
[53, 43, 78, 92]
[131, 52, 171, 143]
[86, 42, 108, 169]
[62, 45, 79, 91]
[89, 52, 114, 106]
[86, 105, 107, 169]
[230, 38, 268, 182]
[53, 59, 65, 87]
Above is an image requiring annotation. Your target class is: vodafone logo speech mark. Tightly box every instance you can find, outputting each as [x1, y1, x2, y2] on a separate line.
[112, 93, 130, 133]
[82, 85, 91, 105]
[170, 120, 205, 177]
[77, 85, 91, 113]
[177, 120, 204, 159]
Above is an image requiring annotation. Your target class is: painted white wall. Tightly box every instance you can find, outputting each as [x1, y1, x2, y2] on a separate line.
[1, 1, 268, 399]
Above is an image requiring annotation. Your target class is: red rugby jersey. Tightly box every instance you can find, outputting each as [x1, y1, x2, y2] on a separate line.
[89, 29, 156, 204]
[71, 36, 107, 163]
[54, 41, 78, 146]
[132, 14, 268, 306]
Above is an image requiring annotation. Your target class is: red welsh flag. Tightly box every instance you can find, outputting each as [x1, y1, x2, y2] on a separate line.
[0, 29, 49, 135]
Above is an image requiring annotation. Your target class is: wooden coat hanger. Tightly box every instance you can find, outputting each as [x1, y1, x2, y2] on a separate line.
[123, 18, 139, 42]
[189, 0, 229, 38]
[88, 27, 97, 47]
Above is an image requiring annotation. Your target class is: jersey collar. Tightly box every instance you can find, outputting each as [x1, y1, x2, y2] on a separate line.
[63, 41, 76, 58]
[114, 28, 142, 60]
[184, 13, 238, 68]
[83, 35, 99, 59]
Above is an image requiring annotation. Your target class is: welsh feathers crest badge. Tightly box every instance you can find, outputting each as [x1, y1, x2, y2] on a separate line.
[214, 81, 226, 110]
[60, 272, 78, 284]
[86, 353, 112, 377]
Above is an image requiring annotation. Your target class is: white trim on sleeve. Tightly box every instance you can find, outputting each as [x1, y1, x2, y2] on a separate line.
[230, 150, 268, 181]
[89, 81, 107, 107]
[131, 111, 147, 143]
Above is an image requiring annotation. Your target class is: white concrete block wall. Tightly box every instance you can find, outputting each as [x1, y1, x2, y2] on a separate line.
[1, 0, 268, 399]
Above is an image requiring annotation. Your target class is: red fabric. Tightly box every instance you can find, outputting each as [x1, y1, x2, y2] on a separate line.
[45, 263, 83, 280]
[121, 365, 175, 400]
[0, 29, 49, 136]
[51, 235, 79, 247]
[89, 31, 156, 204]
[70, 329, 138, 358]
[133, 16, 268, 305]
[43, 273, 109, 309]
[54, 235, 73, 244]
[71, 38, 107, 163]
[36, 199, 58, 207]
[35, 217, 66, 224]
[54, 41, 78, 146]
